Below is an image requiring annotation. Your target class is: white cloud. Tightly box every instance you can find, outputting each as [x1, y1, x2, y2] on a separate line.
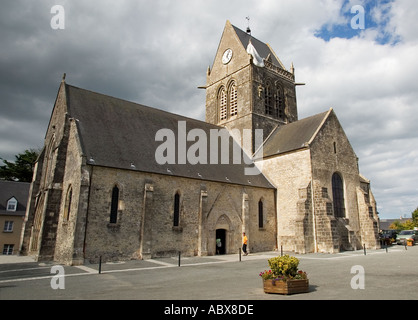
[272, 0, 418, 218]
[378, 0, 418, 43]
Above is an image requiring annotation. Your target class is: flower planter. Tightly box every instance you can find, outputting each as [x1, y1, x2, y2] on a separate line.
[263, 278, 309, 295]
[260, 255, 309, 295]
[407, 240, 414, 246]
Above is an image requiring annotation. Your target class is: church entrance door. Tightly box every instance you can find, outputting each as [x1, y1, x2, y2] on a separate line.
[216, 229, 226, 255]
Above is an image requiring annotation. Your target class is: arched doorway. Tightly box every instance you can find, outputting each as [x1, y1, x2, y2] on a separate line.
[216, 229, 226, 255]
[214, 214, 232, 255]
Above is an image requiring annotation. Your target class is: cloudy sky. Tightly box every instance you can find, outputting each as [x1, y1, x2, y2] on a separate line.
[1, 0, 417, 219]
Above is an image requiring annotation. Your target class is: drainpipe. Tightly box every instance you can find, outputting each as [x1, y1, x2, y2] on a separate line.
[82, 164, 93, 260]
[310, 168, 318, 253]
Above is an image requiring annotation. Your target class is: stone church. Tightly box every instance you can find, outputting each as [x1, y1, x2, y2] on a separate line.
[20, 21, 380, 265]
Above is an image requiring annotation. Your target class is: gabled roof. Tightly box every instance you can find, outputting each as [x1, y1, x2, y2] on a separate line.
[0, 180, 30, 216]
[64, 83, 274, 189]
[231, 24, 285, 69]
[256, 109, 331, 159]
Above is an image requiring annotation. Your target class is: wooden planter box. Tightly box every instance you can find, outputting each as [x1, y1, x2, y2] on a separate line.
[263, 279, 309, 295]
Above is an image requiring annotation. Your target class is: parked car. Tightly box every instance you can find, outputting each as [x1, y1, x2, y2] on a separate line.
[396, 230, 418, 245]
[379, 230, 398, 245]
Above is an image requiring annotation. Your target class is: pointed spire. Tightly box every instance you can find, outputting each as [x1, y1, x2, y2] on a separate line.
[62, 73, 66, 82]
[290, 62, 295, 75]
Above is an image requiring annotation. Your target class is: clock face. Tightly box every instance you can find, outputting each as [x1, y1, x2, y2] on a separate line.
[222, 49, 233, 64]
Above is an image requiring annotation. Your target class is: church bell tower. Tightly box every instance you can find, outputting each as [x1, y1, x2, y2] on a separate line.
[205, 20, 298, 155]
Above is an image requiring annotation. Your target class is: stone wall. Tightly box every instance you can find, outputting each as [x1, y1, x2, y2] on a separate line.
[358, 180, 380, 249]
[251, 63, 298, 124]
[309, 111, 362, 252]
[259, 110, 380, 254]
[81, 166, 276, 263]
[53, 120, 90, 265]
[21, 82, 69, 261]
[261, 149, 312, 252]
[295, 183, 314, 253]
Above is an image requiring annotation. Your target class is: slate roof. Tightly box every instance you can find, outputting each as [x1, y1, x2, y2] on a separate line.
[256, 110, 331, 159]
[232, 24, 284, 68]
[64, 84, 274, 189]
[0, 180, 30, 216]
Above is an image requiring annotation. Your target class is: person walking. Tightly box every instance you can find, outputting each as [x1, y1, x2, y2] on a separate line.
[216, 238, 222, 255]
[242, 232, 248, 256]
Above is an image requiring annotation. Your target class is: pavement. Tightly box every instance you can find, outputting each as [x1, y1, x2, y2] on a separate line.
[1, 245, 417, 301]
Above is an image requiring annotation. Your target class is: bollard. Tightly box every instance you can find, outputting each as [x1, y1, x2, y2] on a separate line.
[363, 244, 366, 255]
[99, 256, 102, 274]
[280, 245, 283, 257]
[239, 248, 241, 262]
[178, 251, 181, 267]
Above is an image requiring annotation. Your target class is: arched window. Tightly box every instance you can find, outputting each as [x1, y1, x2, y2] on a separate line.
[264, 83, 273, 115]
[276, 87, 285, 119]
[258, 199, 264, 229]
[218, 87, 227, 121]
[63, 186, 72, 221]
[332, 173, 345, 218]
[6, 197, 17, 212]
[229, 81, 238, 116]
[173, 192, 180, 227]
[109, 185, 119, 224]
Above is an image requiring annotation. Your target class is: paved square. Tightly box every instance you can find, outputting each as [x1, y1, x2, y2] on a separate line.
[1, 245, 417, 300]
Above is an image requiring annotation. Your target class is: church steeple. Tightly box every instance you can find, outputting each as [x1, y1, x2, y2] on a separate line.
[205, 21, 298, 154]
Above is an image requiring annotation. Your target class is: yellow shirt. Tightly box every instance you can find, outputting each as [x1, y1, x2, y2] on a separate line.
[243, 236, 248, 245]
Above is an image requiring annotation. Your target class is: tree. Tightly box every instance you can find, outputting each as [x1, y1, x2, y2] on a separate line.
[412, 207, 418, 226]
[389, 207, 418, 230]
[0, 149, 39, 182]
[389, 221, 406, 230]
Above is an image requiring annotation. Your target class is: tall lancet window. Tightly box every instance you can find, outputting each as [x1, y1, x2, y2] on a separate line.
[229, 81, 238, 116]
[276, 87, 285, 119]
[63, 186, 72, 221]
[110, 185, 119, 224]
[258, 199, 264, 229]
[218, 86, 227, 121]
[264, 83, 273, 115]
[332, 173, 345, 218]
[173, 192, 180, 227]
